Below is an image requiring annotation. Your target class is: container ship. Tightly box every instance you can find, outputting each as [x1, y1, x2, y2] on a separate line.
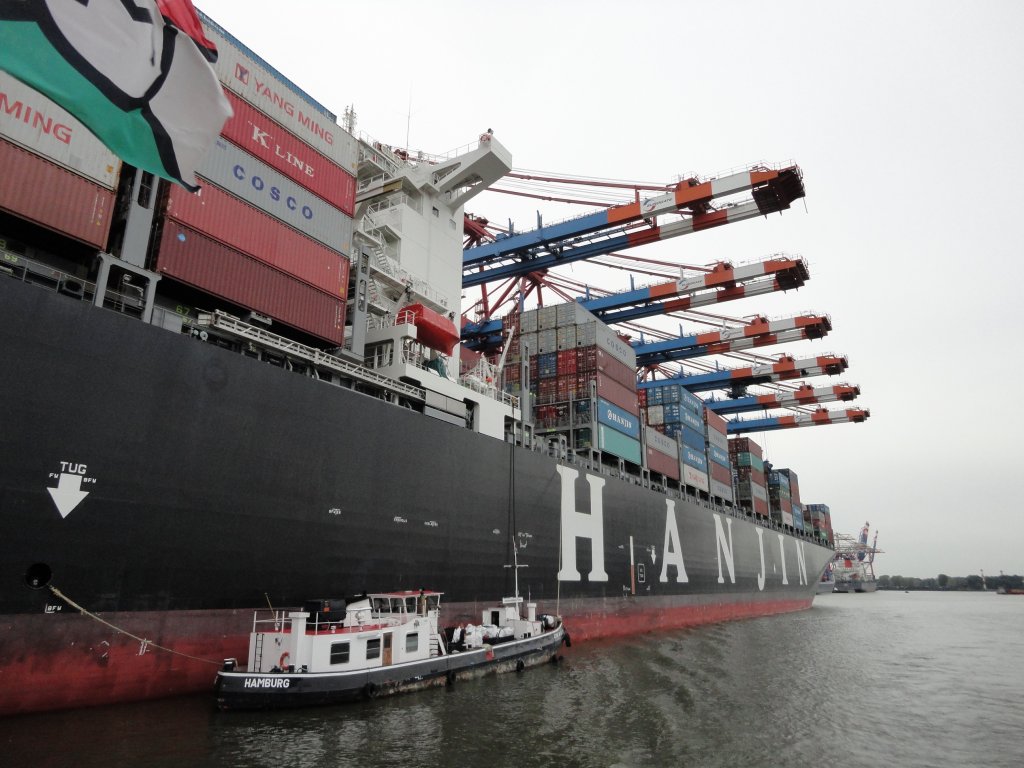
[0, 12, 864, 716]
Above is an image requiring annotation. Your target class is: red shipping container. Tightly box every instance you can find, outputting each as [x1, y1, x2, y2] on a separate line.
[155, 224, 346, 345]
[165, 183, 347, 296]
[596, 347, 636, 390]
[704, 408, 728, 433]
[0, 138, 113, 248]
[646, 448, 680, 480]
[557, 348, 576, 374]
[577, 346, 596, 372]
[753, 498, 770, 516]
[557, 374, 570, 401]
[596, 373, 639, 415]
[710, 462, 731, 484]
[728, 436, 763, 458]
[220, 91, 356, 216]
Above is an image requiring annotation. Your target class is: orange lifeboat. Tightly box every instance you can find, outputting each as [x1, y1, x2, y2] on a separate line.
[402, 304, 459, 354]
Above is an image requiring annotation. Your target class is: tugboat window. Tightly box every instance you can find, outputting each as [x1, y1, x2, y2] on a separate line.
[366, 638, 382, 660]
[330, 642, 350, 665]
[406, 633, 419, 653]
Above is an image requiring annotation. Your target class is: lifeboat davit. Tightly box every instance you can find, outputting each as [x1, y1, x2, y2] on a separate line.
[403, 303, 459, 354]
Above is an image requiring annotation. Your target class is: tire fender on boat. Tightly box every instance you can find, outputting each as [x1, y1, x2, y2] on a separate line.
[515, 659, 525, 673]
[446, 670, 456, 686]
[363, 682, 378, 700]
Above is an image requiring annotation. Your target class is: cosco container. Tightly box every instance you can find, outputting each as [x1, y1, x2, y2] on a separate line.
[197, 138, 352, 253]
[0, 138, 113, 248]
[165, 183, 348, 296]
[203, 20, 358, 173]
[592, 321, 636, 366]
[155, 224, 347, 344]
[0, 72, 121, 189]
[645, 425, 678, 458]
[220, 91, 356, 215]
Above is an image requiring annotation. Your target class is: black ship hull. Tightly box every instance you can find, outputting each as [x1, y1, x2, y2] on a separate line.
[0, 279, 832, 714]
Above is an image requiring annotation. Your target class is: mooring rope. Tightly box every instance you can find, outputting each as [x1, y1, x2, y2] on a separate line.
[48, 585, 222, 666]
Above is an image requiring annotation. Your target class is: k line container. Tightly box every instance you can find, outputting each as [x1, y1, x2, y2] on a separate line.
[220, 92, 356, 215]
[155, 223, 346, 345]
[203, 21, 358, 173]
[0, 73, 121, 189]
[165, 183, 347, 296]
[0, 138, 113, 248]
[197, 138, 353, 253]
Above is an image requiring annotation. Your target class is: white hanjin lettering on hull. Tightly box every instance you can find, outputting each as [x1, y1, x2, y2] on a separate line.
[755, 527, 766, 591]
[659, 499, 688, 583]
[713, 514, 736, 584]
[555, 466, 608, 582]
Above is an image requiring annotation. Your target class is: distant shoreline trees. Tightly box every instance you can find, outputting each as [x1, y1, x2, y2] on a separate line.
[878, 573, 1023, 591]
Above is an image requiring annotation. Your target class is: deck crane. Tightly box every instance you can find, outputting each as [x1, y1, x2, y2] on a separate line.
[726, 407, 870, 434]
[462, 164, 805, 288]
[705, 384, 861, 415]
[461, 256, 809, 348]
[639, 354, 849, 394]
[631, 314, 831, 366]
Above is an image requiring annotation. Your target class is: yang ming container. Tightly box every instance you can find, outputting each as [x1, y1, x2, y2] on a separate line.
[0, 72, 121, 190]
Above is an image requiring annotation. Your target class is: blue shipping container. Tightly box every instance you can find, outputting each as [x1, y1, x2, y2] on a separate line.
[597, 397, 640, 440]
[709, 443, 730, 467]
[681, 445, 707, 472]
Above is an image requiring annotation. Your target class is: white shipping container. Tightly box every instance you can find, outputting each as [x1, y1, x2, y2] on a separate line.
[645, 405, 665, 426]
[537, 329, 557, 353]
[198, 138, 351, 254]
[537, 305, 558, 330]
[520, 309, 538, 333]
[0, 72, 120, 189]
[645, 425, 678, 458]
[706, 427, 729, 453]
[202, 21, 358, 174]
[710, 478, 734, 501]
[683, 464, 709, 492]
[556, 325, 577, 348]
[594, 321, 637, 367]
[520, 331, 538, 357]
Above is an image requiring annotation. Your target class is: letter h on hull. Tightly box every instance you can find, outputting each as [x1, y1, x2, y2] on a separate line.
[556, 466, 608, 582]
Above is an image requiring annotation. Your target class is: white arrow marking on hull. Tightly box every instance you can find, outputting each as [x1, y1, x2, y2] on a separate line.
[47, 473, 89, 518]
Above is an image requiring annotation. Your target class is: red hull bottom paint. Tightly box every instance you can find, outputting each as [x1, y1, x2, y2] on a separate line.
[0, 596, 813, 716]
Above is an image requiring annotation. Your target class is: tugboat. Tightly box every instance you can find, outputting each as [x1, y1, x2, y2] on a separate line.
[215, 590, 568, 710]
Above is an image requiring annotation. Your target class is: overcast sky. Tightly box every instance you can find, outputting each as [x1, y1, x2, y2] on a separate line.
[196, 1, 1024, 579]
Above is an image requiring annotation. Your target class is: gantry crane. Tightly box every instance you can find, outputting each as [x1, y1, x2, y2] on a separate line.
[463, 165, 804, 287]
[639, 354, 849, 394]
[726, 407, 870, 434]
[705, 384, 861, 415]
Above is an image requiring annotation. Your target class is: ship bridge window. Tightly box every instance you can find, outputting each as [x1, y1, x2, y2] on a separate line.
[366, 638, 381, 660]
[330, 641, 350, 665]
[406, 633, 419, 653]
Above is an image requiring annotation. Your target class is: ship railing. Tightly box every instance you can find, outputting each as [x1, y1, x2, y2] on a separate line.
[198, 310, 426, 401]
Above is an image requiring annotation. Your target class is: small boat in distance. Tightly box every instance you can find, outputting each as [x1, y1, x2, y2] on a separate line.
[215, 590, 568, 710]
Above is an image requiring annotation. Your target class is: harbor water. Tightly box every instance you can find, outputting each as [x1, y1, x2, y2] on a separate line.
[2, 591, 1022, 767]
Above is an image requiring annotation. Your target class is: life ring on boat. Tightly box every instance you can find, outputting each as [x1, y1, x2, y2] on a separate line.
[278, 652, 290, 669]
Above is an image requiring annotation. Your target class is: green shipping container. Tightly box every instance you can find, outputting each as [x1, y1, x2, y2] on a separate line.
[599, 424, 642, 465]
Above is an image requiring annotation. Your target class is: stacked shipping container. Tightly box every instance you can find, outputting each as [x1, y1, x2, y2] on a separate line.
[505, 303, 641, 464]
[151, 20, 360, 346]
[729, 437, 769, 517]
[803, 503, 834, 545]
[768, 470, 794, 527]
[704, 408, 733, 502]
